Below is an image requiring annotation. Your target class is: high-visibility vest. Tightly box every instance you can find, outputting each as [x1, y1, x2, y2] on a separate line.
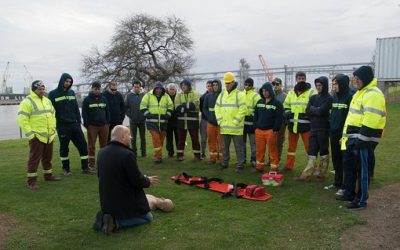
[244, 88, 261, 127]
[175, 91, 200, 129]
[283, 88, 316, 133]
[140, 92, 173, 131]
[214, 88, 247, 135]
[341, 78, 386, 150]
[17, 91, 56, 143]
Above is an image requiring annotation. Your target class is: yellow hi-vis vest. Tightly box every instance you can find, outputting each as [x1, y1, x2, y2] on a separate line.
[17, 90, 56, 143]
[244, 88, 261, 124]
[214, 88, 247, 135]
[175, 90, 200, 129]
[140, 92, 173, 131]
[283, 87, 316, 133]
[341, 78, 386, 150]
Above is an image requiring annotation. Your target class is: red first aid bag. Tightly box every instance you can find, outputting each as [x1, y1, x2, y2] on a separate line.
[245, 185, 266, 198]
[262, 171, 284, 187]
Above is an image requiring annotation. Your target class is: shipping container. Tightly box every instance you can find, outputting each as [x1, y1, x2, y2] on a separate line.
[375, 36, 400, 81]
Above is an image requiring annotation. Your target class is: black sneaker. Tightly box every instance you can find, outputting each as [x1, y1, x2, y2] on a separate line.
[102, 214, 115, 235]
[336, 195, 354, 201]
[346, 202, 366, 210]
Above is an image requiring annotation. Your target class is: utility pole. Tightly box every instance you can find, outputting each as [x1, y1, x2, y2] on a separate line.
[2, 62, 10, 94]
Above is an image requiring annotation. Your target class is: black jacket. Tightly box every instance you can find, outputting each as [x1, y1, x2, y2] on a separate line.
[306, 76, 333, 131]
[330, 74, 353, 133]
[103, 90, 126, 124]
[98, 141, 150, 219]
[167, 93, 178, 129]
[82, 92, 110, 127]
[254, 82, 283, 131]
[48, 73, 81, 127]
[200, 90, 210, 120]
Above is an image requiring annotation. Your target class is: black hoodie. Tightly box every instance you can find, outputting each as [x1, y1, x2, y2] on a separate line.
[306, 76, 333, 131]
[48, 73, 81, 127]
[254, 82, 283, 131]
[329, 74, 353, 133]
[203, 80, 222, 126]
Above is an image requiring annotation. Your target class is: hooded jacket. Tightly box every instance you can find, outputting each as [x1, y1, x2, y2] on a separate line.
[254, 82, 283, 131]
[203, 80, 222, 126]
[140, 82, 174, 131]
[342, 66, 386, 150]
[306, 76, 333, 131]
[330, 74, 353, 133]
[103, 88, 126, 124]
[82, 92, 110, 127]
[48, 73, 81, 127]
[200, 89, 210, 120]
[175, 80, 200, 130]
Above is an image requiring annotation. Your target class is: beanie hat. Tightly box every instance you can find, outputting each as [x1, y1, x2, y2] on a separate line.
[353, 66, 374, 85]
[272, 77, 282, 85]
[244, 78, 254, 87]
[31, 80, 44, 91]
[180, 79, 192, 91]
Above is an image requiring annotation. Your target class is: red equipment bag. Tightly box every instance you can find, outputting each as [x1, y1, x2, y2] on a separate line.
[171, 172, 272, 201]
[262, 171, 284, 187]
[245, 185, 266, 198]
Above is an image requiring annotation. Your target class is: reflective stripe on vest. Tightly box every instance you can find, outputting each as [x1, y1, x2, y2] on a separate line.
[55, 96, 76, 102]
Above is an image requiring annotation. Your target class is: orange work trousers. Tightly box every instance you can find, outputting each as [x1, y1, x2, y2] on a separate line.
[255, 129, 279, 171]
[284, 130, 310, 170]
[150, 130, 166, 159]
[207, 123, 223, 162]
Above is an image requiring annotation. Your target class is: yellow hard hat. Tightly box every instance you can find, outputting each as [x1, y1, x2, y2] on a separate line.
[223, 72, 235, 83]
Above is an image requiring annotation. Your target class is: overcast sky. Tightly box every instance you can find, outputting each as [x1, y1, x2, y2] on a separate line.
[1, 0, 399, 92]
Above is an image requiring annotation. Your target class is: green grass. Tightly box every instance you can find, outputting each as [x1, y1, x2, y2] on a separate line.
[0, 104, 399, 249]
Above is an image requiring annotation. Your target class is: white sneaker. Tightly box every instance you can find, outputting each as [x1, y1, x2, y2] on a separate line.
[324, 184, 336, 190]
[335, 189, 344, 196]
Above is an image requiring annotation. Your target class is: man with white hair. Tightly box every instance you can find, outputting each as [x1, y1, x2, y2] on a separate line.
[165, 83, 179, 158]
[94, 125, 162, 234]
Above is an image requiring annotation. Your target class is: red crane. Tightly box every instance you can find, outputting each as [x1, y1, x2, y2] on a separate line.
[258, 55, 273, 82]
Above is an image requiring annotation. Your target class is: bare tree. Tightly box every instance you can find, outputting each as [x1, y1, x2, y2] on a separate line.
[238, 58, 250, 89]
[82, 14, 195, 89]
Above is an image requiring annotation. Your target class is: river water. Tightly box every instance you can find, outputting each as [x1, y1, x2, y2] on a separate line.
[0, 105, 21, 140]
[0, 105, 129, 140]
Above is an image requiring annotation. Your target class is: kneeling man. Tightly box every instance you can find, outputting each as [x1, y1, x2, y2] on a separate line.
[94, 125, 161, 234]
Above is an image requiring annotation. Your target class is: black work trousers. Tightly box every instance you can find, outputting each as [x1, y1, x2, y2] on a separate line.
[308, 129, 329, 156]
[57, 123, 88, 171]
[130, 122, 146, 157]
[166, 126, 179, 157]
[330, 131, 343, 188]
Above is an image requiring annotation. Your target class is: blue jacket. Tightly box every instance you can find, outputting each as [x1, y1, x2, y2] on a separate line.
[254, 82, 283, 131]
[203, 80, 222, 126]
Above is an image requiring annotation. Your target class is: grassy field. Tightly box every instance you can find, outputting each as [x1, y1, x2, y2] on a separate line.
[0, 104, 399, 250]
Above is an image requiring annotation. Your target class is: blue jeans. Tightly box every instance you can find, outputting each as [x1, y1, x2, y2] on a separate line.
[116, 212, 153, 229]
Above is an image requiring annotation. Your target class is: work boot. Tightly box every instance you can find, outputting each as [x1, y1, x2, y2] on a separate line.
[63, 170, 72, 176]
[251, 167, 263, 173]
[297, 155, 317, 181]
[92, 211, 103, 232]
[278, 166, 292, 173]
[44, 174, 62, 181]
[101, 214, 115, 235]
[316, 155, 329, 181]
[235, 166, 244, 173]
[154, 158, 163, 164]
[219, 163, 228, 170]
[27, 182, 39, 190]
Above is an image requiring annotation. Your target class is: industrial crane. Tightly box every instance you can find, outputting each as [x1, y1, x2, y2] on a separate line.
[2, 61, 10, 94]
[258, 55, 274, 82]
